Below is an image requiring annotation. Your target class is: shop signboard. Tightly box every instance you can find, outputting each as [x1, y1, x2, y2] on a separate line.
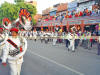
[84, 19, 100, 24]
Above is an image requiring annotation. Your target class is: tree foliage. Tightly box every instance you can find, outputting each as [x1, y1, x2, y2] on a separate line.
[14, 0, 25, 3]
[0, 2, 37, 26]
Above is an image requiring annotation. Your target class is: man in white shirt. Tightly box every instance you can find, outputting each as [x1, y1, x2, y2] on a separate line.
[2, 28, 27, 75]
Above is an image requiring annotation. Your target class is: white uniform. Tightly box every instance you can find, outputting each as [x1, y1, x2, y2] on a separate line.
[19, 31, 25, 37]
[68, 33, 75, 51]
[29, 31, 32, 39]
[23, 31, 26, 37]
[40, 31, 44, 43]
[51, 32, 54, 42]
[25, 31, 29, 39]
[33, 31, 37, 40]
[2, 36, 27, 75]
[53, 32, 57, 45]
[44, 32, 48, 43]
[0, 32, 8, 58]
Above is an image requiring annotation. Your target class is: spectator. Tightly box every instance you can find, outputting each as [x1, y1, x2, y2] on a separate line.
[83, 9, 86, 16]
[49, 16, 53, 20]
[85, 8, 89, 14]
[71, 11, 74, 16]
[69, 14, 72, 18]
[60, 14, 64, 23]
[55, 15, 58, 20]
[98, 9, 100, 14]
[79, 11, 83, 17]
[65, 15, 69, 19]
[45, 18, 49, 21]
[75, 13, 78, 17]
[91, 10, 96, 16]
[89, 11, 92, 16]
[87, 12, 90, 16]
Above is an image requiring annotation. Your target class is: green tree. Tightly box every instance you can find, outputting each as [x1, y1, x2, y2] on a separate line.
[0, 2, 18, 25]
[14, 0, 25, 3]
[0, 2, 37, 26]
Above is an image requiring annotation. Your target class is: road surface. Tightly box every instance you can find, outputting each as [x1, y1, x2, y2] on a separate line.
[0, 40, 100, 75]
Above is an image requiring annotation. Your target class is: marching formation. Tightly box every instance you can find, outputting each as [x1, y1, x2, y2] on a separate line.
[19, 30, 100, 54]
[1, 26, 100, 75]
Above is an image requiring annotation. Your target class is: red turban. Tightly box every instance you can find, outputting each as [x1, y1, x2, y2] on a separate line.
[10, 28, 19, 32]
[0, 28, 3, 30]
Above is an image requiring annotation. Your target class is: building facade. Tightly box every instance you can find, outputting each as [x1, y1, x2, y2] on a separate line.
[77, 0, 95, 12]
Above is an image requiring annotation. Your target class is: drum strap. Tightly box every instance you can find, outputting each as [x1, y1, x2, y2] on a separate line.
[7, 39, 19, 50]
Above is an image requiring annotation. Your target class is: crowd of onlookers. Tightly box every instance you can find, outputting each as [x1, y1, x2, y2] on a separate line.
[38, 4, 100, 23]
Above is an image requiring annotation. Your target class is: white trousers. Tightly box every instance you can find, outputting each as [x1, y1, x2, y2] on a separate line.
[0, 48, 3, 58]
[9, 63, 22, 75]
[68, 40, 75, 51]
[53, 39, 57, 45]
[0, 49, 2, 57]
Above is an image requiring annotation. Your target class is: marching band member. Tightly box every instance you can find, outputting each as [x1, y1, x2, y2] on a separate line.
[19, 28, 25, 37]
[68, 32, 75, 52]
[53, 32, 58, 46]
[40, 31, 44, 43]
[44, 31, 49, 44]
[0, 28, 8, 61]
[97, 35, 100, 55]
[51, 31, 54, 42]
[21, 30, 26, 38]
[29, 31, 33, 40]
[74, 32, 79, 49]
[33, 29, 37, 42]
[25, 30, 29, 39]
[65, 31, 70, 49]
[2, 28, 27, 75]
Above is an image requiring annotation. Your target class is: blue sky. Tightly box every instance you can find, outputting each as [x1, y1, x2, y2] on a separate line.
[0, 0, 73, 14]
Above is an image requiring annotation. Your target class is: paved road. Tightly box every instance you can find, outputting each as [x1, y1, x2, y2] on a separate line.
[0, 40, 100, 75]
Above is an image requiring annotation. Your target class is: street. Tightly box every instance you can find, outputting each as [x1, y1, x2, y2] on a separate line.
[0, 40, 100, 75]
